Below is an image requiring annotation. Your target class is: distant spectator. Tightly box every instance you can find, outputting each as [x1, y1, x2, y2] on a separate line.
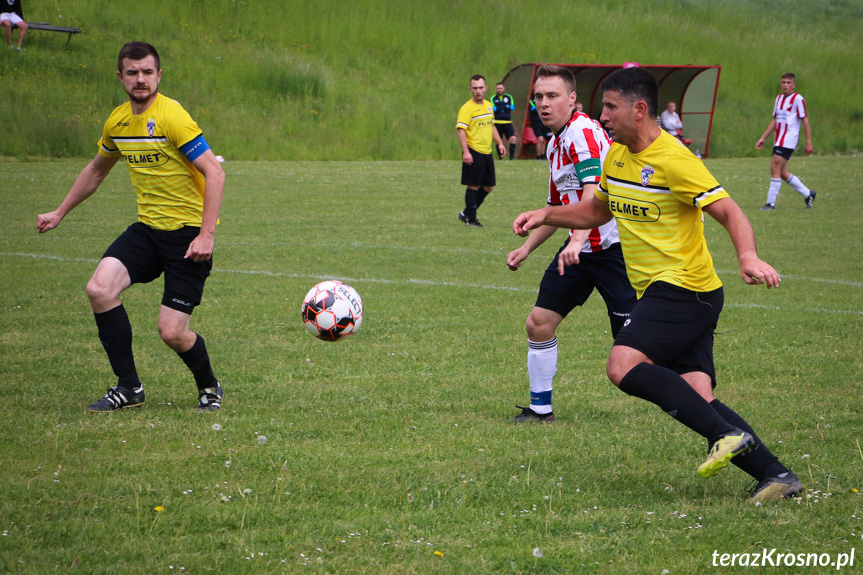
[1, 0, 28, 52]
[575, 101, 584, 113]
[529, 96, 551, 160]
[660, 101, 692, 146]
[492, 82, 517, 160]
[755, 72, 815, 211]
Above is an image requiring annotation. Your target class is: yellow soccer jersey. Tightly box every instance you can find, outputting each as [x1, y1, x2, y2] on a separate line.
[456, 99, 496, 155]
[98, 93, 208, 230]
[597, 131, 730, 297]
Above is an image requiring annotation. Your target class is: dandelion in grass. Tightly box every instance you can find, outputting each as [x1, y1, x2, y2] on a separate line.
[212, 423, 222, 431]
[257, 435, 267, 445]
[533, 548, 543, 558]
[434, 551, 443, 557]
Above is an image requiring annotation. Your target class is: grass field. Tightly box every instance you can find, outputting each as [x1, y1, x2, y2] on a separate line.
[1, 157, 861, 573]
[2, 0, 862, 160]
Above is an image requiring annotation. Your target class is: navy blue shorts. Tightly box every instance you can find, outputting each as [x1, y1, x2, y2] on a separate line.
[535, 241, 637, 337]
[613, 281, 723, 386]
[772, 146, 795, 160]
[461, 148, 496, 188]
[103, 222, 212, 314]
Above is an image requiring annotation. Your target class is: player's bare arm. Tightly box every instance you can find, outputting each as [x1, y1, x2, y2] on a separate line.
[802, 116, 814, 155]
[556, 227, 591, 275]
[703, 197, 780, 288]
[37, 153, 120, 233]
[756, 119, 776, 150]
[185, 150, 225, 262]
[457, 129, 472, 165]
[507, 224, 558, 270]
[514, 195, 611, 237]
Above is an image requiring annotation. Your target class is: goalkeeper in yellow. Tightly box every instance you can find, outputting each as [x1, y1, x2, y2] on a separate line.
[513, 67, 800, 502]
[37, 42, 226, 413]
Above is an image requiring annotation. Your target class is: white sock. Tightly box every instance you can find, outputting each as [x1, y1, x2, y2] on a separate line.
[785, 174, 811, 198]
[766, 178, 781, 206]
[527, 338, 557, 414]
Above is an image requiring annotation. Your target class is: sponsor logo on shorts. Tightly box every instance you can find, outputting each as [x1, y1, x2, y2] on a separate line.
[172, 298, 192, 308]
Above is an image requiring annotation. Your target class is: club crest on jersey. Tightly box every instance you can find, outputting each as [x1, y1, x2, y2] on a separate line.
[147, 119, 156, 137]
[640, 166, 655, 186]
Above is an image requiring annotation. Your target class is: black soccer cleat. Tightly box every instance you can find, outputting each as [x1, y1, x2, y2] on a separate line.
[458, 212, 469, 225]
[197, 383, 223, 411]
[759, 203, 775, 211]
[87, 386, 145, 412]
[805, 190, 816, 209]
[748, 469, 804, 502]
[513, 405, 555, 423]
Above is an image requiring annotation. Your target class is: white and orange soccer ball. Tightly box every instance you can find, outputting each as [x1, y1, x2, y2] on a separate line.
[301, 280, 363, 341]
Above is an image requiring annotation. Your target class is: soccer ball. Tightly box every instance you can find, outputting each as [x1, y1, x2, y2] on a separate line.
[301, 280, 364, 341]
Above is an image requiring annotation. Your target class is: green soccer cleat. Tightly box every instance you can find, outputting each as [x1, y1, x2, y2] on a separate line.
[697, 430, 754, 478]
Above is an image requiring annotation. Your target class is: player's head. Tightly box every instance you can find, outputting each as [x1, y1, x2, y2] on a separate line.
[600, 67, 659, 146]
[780, 73, 796, 94]
[532, 65, 578, 132]
[534, 64, 576, 96]
[601, 67, 659, 119]
[117, 42, 162, 106]
[666, 101, 677, 113]
[495, 82, 505, 96]
[118, 42, 161, 73]
[469, 75, 487, 102]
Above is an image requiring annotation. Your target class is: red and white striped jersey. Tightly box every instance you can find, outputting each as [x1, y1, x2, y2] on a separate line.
[546, 111, 620, 252]
[771, 92, 807, 149]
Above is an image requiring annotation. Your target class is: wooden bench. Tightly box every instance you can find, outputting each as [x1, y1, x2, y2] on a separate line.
[23, 22, 82, 44]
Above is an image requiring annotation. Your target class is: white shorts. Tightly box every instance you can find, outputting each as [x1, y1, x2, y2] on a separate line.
[0, 13, 25, 26]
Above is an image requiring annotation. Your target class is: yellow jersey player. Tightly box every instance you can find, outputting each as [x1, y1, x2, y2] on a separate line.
[513, 67, 801, 502]
[37, 42, 226, 413]
[456, 74, 506, 227]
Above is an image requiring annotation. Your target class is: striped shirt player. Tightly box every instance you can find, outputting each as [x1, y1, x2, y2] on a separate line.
[37, 42, 226, 414]
[508, 65, 635, 423]
[756, 73, 816, 210]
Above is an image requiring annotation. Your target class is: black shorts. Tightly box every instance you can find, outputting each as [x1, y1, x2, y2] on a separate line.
[461, 148, 496, 188]
[531, 120, 550, 139]
[613, 281, 723, 386]
[535, 241, 636, 337]
[772, 146, 795, 160]
[495, 123, 515, 141]
[103, 222, 212, 314]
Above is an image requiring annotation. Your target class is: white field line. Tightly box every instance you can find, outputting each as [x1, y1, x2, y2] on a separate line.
[4, 252, 862, 315]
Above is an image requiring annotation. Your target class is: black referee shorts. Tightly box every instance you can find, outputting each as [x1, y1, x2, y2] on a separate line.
[103, 222, 212, 314]
[461, 148, 496, 188]
[613, 281, 724, 386]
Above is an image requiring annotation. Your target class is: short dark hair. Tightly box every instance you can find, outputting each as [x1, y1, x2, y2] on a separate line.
[118, 42, 161, 72]
[534, 64, 576, 94]
[470, 74, 486, 84]
[781, 72, 796, 81]
[601, 67, 659, 119]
